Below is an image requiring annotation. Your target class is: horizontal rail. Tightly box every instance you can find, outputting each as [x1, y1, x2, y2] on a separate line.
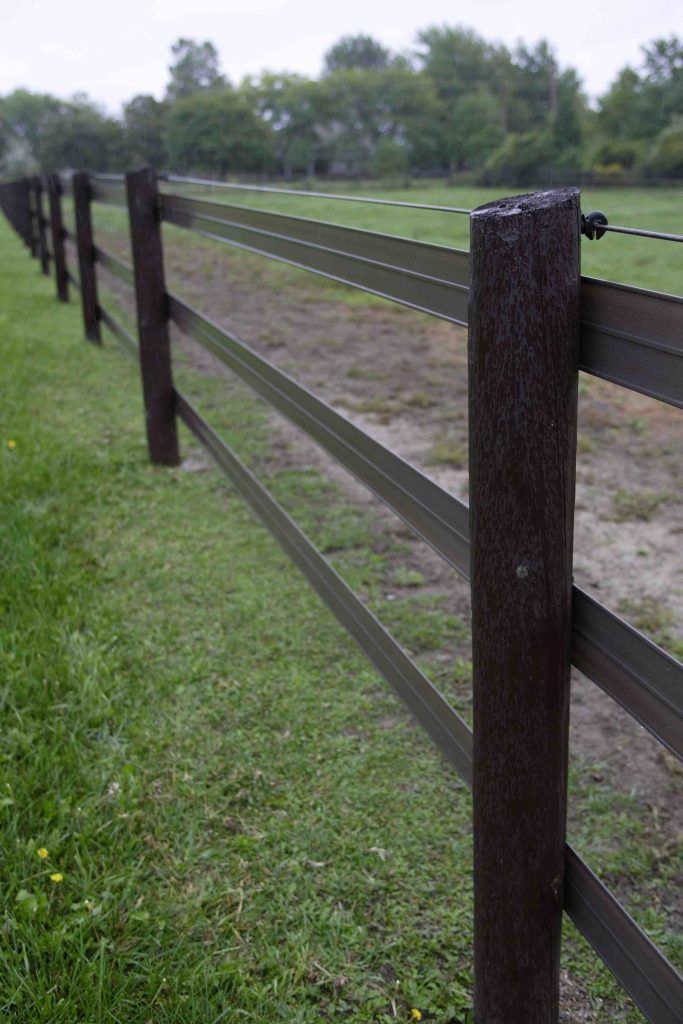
[175, 388, 474, 783]
[98, 304, 138, 360]
[163, 173, 471, 214]
[600, 223, 683, 244]
[94, 245, 134, 286]
[572, 589, 683, 759]
[564, 847, 683, 1024]
[90, 180, 127, 207]
[160, 193, 470, 324]
[66, 269, 80, 292]
[175, 390, 682, 1024]
[580, 278, 683, 408]
[160, 194, 682, 407]
[168, 294, 470, 576]
[168, 295, 683, 761]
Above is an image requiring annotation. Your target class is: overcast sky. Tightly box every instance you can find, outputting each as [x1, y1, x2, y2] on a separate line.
[2, 0, 681, 113]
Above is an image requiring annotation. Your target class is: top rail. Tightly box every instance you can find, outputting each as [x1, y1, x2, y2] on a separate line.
[163, 173, 471, 214]
[91, 179, 127, 207]
[600, 224, 683, 243]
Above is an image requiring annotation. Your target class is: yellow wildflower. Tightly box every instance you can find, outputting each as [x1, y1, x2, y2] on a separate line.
[37, 847, 49, 860]
[49, 872, 63, 883]
[6, 440, 16, 450]
[411, 1011, 423, 1022]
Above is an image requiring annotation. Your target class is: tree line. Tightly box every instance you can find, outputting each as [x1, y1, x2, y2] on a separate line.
[1, 29, 682, 185]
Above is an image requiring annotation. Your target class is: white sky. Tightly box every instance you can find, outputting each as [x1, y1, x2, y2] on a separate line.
[1, 0, 682, 113]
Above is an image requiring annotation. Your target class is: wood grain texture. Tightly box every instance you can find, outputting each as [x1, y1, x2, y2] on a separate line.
[73, 172, 101, 344]
[47, 174, 68, 302]
[126, 167, 180, 466]
[468, 188, 581, 1024]
[33, 177, 50, 276]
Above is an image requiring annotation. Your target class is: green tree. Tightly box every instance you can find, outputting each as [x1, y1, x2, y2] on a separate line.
[482, 130, 557, 185]
[415, 26, 515, 166]
[369, 137, 409, 180]
[166, 38, 225, 102]
[0, 89, 60, 161]
[123, 94, 167, 168]
[597, 67, 647, 144]
[509, 40, 559, 131]
[647, 116, 683, 176]
[242, 73, 330, 177]
[595, 36, 683, 155]
[166, 89, 275, 175]
[323, 34, 391, 74]
[416, 25, 497, 99]
[37, 96, 126, 171]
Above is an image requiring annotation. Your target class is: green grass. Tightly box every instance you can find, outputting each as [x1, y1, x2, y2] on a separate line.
[1, 219, 680, 1022]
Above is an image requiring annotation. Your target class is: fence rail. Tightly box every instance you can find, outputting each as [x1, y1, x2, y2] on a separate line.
[1, 169, 681, 1024]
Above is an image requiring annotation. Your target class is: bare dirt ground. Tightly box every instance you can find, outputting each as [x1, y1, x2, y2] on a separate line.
[93, 232, 681, 1022]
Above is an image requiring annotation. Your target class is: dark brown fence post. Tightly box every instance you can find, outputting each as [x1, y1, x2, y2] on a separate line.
[47, 174, 69, 302]
[27, 177, 39, 257]
[125, 166, 180, 465]
[19, 179, 33, 249]
[73, 171, 101, 343]
[34, 176, 50, 275]
[468, 188, 581, 1024]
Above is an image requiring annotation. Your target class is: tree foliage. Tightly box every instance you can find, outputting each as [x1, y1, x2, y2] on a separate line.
[166, 39, 225, 102]
[1, 30, 681, 182]
[323, 34, 391, 74]
[123, 95, 167, 168]
[166, 89, 274, 175]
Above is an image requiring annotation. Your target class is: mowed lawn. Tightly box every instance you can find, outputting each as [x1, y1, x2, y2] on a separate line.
[0, 216, 679, 1024]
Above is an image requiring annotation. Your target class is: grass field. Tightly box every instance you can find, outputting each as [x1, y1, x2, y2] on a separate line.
[162, 180, 683, 296]
[1, 211, 680, 1023]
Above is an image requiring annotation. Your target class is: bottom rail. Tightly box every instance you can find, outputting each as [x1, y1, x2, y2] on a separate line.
[99, 305, 138, 360]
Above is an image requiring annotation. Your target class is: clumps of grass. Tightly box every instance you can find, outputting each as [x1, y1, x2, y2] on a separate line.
[405, 391, 437, 409]
[376, 595, 468, 655]
[391, 567, 426, 589]
[611, 488, 672, 521]
[427, 433, 468, 468]
[577, 433, 594, 455]
[346, 367, 390, 381]
[618, 595, 683, 660]
[340, 395, 400, 423]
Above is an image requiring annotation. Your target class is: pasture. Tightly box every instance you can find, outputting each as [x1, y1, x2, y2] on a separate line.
[1, 174, 681, 1023]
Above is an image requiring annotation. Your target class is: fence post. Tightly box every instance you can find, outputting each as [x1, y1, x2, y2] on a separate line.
[125, 166, 180, 466]
[19, 179, 32, 249]
[27, 177, 39, 256]
[34, 176, 50, 275]
[468, 188, 581, 1024]
[47, 174, 69, 302]
[73, 172, 101, 343]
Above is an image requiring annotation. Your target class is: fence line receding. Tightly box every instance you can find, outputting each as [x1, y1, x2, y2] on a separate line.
[0, 169, 681, 1024]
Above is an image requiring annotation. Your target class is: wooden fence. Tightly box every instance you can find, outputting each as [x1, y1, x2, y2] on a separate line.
[1, 169, 681, 1024]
